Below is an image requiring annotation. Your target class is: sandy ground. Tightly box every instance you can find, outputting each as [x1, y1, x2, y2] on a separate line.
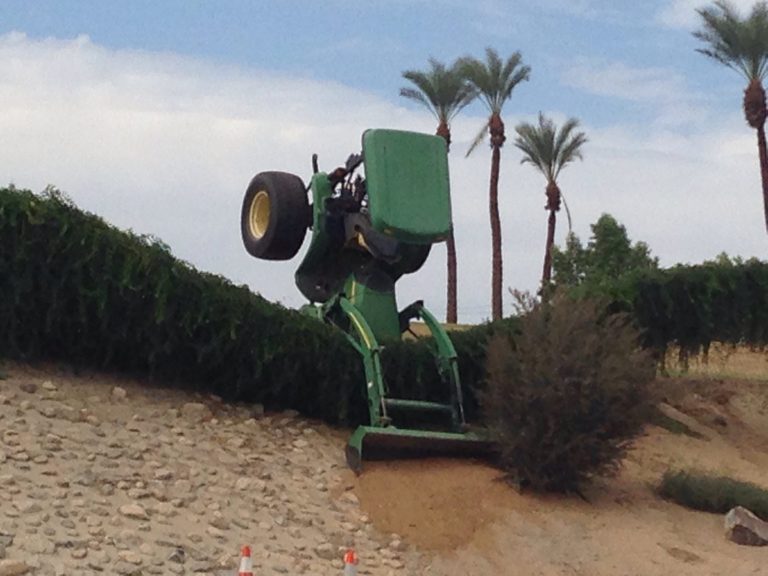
[353, 376, 768, 576]
[1, 360, 767, 575]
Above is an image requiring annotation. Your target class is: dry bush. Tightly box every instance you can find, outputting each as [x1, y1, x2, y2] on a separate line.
[483, 294, 654, 492]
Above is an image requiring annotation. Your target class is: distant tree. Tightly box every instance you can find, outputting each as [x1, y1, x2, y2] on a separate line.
[458, 48, 531, 320]
[704, 251, 746, 266]
[551, 214, 658, 291]
[400, 58, 477, 323]
[694, 1, 768, 233]
[513, 113, 587, 287]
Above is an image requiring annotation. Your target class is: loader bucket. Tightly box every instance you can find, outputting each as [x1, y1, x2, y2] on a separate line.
[345, 425, 493, 473]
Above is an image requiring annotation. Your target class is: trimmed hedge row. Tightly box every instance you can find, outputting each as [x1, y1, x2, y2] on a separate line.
[0, 187, 501, 423]
[609, 262, 768, 360]
[9, 185, 761, 427]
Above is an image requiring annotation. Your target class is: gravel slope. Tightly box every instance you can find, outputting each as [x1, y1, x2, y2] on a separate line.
[0, 363, 421, 575]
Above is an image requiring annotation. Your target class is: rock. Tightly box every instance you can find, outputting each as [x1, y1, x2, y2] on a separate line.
[315, 542, 336, 560]
[180, 403, 212, 423]
[117, 550, 143, 564]
[167, 548, 186, 563]
[209, 512, 229, 530]
[249, 404, 265, 418]
[41, 381, 57, 392]
[390, 538, 406, 551]
[56, 404, 81, 423]
[18, 534, 54, 554]
[18, 383, 37, 394]
[227, 436, 246, 449]
[234, 477, 251, 491]
[154, 468, 173, 481]
[341, 492, 359, 506]
[154, 502, 176, 517]
[725, 506, 768, 546]
[112, 387, 128, 400]
[119, 504, 149, 520]
[12, 500, 41, 514]
[0, 560, 30, 576]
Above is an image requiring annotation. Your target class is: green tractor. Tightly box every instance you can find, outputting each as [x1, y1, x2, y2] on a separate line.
[241, 129, 488, 472]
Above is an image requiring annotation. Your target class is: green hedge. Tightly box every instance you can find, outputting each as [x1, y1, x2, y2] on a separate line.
[5, 186, 765, 425]
[0, 187, 502, 423]
[657, 469, 768, 520]
[597, 262, 768, 360]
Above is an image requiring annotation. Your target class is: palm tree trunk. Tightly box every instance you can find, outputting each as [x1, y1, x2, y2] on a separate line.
[446, 231, 458, 323]
[437, 121, 451, 150]
[437, 122, 458, 324]
[489, 144, 503, 321]
[744, 80, 768, 233]
[488, 114, 506, 321]
[542, 209, 556, 285]
[542, 181, 561, 286]
[757, 124, 768, 233]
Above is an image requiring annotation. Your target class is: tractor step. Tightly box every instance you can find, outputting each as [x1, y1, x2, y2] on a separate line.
[384, 398, 453, 414]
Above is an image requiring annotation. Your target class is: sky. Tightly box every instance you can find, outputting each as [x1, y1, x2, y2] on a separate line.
[0, 0, 765, 322]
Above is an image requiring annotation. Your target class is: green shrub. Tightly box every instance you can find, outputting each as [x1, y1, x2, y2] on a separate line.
[483, 294, 654, 492]
[657, 469, 768, 520]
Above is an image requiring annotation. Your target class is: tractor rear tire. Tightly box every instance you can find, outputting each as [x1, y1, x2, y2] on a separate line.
[241, 171, 309, 260]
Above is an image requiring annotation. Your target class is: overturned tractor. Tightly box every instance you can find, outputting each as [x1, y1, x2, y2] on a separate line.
[241, 129, 488, 472]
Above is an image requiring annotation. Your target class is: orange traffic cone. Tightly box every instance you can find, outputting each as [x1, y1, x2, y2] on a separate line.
[343, 548, 358, 575]
[238, 545, 254, 576]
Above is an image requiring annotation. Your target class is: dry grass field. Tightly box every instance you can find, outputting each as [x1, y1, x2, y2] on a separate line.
[664, 343, 768, 381]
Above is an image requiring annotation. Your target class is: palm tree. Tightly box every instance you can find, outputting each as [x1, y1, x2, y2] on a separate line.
[694, 1, 768, 233]
[514, 113, 587, 286]
[400, 59, 476, 324]
[458, 48, 531, 320]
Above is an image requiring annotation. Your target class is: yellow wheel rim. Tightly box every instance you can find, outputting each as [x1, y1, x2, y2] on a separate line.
[248, 190, 270, 239]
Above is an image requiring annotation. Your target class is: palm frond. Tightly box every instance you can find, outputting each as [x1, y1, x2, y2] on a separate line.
[694, 0, 768, 82]
[458, 48, 530, 115]
[400, 58, 477, 126]
[560, 190, 573, 234]
[514, 112, 587, 194]
[466, 123, 489, 157]
[399, 87, 437, 119]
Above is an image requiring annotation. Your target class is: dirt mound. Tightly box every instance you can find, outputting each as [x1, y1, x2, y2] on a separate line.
[354, 458, 528, 550]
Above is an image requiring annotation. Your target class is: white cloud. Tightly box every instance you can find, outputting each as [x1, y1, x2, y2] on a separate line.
[0, 32, 765, 324]
[564, 60, 687, 104]
[657, 0, 760, 29]
[562, 59, 711, 128]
